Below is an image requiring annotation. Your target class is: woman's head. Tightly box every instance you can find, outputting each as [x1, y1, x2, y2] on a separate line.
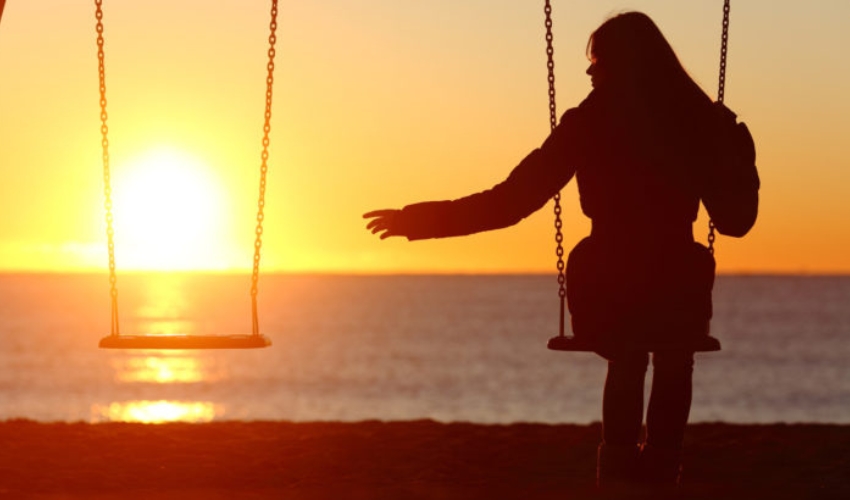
[587, 11, 703, 98]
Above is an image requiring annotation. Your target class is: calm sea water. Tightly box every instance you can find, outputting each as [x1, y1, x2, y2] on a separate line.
[0, 274, 847, 424]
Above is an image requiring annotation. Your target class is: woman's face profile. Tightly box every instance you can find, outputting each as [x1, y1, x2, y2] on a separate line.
[586, 57, 607, 89]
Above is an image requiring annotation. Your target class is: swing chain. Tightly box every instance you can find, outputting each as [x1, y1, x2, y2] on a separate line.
[717, 0, 730, 105]
[544, 2, 557, 133]
[250, 0, 279, 336]
[708, 0, 731, 255]
[95, 0, 120, 337]
[544, 0, 566, 337]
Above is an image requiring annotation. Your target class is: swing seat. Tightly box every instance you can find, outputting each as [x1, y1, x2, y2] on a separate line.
[92, 0, 279, 353]
[547, 334, 721, 352]
[99, 334, 271, 350]
[547, 335, 595, 351]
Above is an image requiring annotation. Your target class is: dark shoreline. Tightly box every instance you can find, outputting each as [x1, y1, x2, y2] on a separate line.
[0, 420, 847, 499]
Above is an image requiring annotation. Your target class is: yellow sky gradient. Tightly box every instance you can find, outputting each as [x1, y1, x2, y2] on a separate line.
[0, 0, 848, 274]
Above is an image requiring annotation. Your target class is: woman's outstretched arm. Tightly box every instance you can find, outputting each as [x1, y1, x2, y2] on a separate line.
[364, 107, 585, 241]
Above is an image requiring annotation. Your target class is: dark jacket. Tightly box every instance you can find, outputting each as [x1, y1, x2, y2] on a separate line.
[396, 87, 758, 348]
[400, 87, 716, 239]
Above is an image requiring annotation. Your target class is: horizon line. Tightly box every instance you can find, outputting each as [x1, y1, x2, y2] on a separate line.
[0, 270, 847, 278]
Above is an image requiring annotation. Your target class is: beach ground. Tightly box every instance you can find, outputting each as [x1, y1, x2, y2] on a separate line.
[0, 420, 847, 499]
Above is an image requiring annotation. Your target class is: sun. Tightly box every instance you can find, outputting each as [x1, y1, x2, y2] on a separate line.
[111, 148, 233, 271]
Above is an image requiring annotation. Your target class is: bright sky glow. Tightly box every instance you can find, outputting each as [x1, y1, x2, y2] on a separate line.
[0, 1, 848, 273]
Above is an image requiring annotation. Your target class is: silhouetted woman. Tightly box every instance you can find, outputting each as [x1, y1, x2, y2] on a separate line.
[364, 11, 757, 489]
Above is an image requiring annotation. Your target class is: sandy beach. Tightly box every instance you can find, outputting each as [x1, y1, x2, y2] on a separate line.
[0, 420, 846, 499]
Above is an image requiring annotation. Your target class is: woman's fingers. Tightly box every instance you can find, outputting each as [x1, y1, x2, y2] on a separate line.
[363, 208, 403, 239]
[363, 209, 395, 219]
[366, 217, 392, 231]
[370, 221, 395, 236]
[364, 209, 398, 229]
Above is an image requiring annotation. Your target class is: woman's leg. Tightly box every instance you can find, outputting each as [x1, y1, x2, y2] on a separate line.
[640, 350, 695, 485]
[597, 351, 649, 487]
[602, 352, 649, 446]
[646, 351, 694, 450]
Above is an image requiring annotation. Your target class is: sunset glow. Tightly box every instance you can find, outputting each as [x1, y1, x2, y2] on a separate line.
[0, 1, 848, 273]
[111, 148, 232, 271]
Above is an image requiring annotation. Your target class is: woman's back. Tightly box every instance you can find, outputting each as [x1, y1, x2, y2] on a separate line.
[577, 11, 724, 249]
[574, 85, 715, 250]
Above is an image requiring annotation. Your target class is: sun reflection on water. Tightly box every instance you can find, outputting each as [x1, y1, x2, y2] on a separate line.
[109, 273, 231, 384]
[134, 274, 194, 336]
[97, 275, 239, 423]
[92, 400, 221, 423]
[111, 354, 226, 383]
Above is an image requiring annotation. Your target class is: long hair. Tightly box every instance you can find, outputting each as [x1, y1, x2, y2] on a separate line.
[587, 12, 712, 110]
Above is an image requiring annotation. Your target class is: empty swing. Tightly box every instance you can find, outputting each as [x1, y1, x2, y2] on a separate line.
[546, 1, 733, 353]
[96, 0, 278, 350]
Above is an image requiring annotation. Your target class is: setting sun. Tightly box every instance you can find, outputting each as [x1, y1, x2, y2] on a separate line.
[1, 0, 849, 275]
[111, 148, 234, 271]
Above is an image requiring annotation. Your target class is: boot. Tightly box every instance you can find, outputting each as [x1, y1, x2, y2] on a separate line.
[596, 442, 640, 489]
[638, 443, 683, 486]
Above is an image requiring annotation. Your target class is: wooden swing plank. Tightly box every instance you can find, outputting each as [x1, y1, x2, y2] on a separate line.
[547, 335, 721, 353]
[99, 334, 271, 350]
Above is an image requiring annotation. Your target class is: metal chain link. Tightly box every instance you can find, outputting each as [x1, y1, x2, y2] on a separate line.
[544, 0, 566, 337]
[717, 0, 730, 105]
[708, 0, 731, 256]
[95, 0, 120, 337]
[250, 0, 279, 336]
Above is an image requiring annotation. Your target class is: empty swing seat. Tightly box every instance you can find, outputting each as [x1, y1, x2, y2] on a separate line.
[92, 0, 280, 353]
[99, 334, 271, 350]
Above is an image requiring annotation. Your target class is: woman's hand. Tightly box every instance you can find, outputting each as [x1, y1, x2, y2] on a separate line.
[363, 209, 404, 239]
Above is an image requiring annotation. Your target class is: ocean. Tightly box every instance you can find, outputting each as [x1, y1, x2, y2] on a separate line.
[0, 274, 847, 424]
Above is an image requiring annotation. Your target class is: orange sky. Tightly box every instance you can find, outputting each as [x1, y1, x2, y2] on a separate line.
[0, 1, 848, 274]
